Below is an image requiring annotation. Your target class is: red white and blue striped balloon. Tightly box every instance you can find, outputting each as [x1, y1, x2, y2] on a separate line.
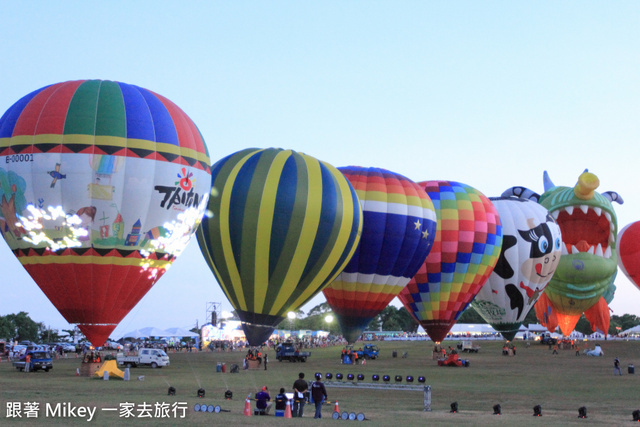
[323, 166, 437, 343]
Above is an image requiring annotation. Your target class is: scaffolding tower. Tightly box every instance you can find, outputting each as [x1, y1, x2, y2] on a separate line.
[206, 302, 222, 326]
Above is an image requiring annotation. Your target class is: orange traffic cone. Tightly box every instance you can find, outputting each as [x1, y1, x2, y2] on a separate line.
[284, 400, 292, 418]
[244, 395, 252, 416]
[334, 400, 339, 414]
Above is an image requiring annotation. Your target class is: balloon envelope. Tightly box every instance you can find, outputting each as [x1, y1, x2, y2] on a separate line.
[617, 221, 640, 291]
[197, 148, 362, 345]
[535, 171, 619, 335]
[322, 166, 437, 343]
[0, 80, 211, 346]
[472, 197, 561, 341]
[397, 181, 502, 343]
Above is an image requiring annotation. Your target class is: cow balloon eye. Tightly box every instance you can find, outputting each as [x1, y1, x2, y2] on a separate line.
[554, 237, 561, 250]
[538, 236, 549, 253]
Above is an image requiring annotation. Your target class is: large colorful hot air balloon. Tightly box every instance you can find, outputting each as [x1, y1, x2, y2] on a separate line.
[503, 170, 623, 335]
[472, 197, 562, 340]
[397, 181, 502, 343]
[197, 148, 362, 346]
[617, 221, 640, 291]
[322, 166, 437, 343]
[0, 80, 211, 346]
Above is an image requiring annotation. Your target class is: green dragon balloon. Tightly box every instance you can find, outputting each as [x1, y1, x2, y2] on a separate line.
[502, 170, 623, 334]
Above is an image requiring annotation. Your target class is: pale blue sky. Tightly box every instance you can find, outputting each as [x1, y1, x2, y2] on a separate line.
[1, 2, 639, 337]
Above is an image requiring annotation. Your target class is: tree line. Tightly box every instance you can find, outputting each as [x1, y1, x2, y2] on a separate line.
[3, 305, 640, 344]
[0, 312, 72, 343]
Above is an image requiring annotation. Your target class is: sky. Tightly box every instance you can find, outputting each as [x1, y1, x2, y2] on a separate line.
[0, 2, 639, 339]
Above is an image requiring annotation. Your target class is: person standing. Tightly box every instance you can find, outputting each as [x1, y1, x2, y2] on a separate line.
[311, 373, 328, 419]
[292, 372, 308, 417]
[614, 357, 623, 376]
[264, 353, 268, 370]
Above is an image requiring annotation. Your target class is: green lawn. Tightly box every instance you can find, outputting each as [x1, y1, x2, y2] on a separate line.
[1, 339, 639, 426]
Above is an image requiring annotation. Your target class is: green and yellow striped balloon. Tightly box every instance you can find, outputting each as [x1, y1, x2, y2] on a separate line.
[197, 148, 362, 345]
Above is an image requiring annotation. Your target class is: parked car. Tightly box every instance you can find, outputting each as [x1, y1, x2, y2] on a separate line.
[13, 350, 53, 372]
[61, 343, 76, 352]
[106, 341, 124, 351]
[8, 345, 27, 358]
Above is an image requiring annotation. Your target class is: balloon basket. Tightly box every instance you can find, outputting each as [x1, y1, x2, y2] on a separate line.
[79, 362, 101, 377]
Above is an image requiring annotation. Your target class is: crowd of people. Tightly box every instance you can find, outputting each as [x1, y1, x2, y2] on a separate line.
[254, 372, 328, 419]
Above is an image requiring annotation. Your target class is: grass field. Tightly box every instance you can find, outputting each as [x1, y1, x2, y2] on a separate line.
[2, 339, 639, 426]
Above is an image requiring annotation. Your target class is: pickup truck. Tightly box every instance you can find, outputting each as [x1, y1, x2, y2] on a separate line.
[276, 342, 310, 362]
[116, 348, 170, 368]
[13, 350, 53, 372]
[345, 344, 380, 360]
[459, 341, 481, 353]
[540, 333, 558, 345]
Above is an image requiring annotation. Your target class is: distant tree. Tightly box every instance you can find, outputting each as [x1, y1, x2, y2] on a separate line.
[4, 312, 39, 342]
[574, 315, 593, 336]
[396, 307, 419, 333]
[366, 315, 381, 331]
[457, 305, 485, 323]
[38, 324, 61, 343]
[610, 314, 640, 333]
[307, 303, 331, 316]
[457, 302, 542, 326]
[376, 306, 418, 332]
[0, 315, 14, 341]
[60, 328, 82, 343]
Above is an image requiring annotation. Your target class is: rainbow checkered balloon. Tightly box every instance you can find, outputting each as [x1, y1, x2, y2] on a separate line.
[398, 181, 502, 343]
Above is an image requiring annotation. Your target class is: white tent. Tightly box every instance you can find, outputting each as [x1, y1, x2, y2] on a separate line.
[119, 327, 199, 340]
[139, 327, 171, 337]
[621, 325, 640, 335]
[448, 323, 497, 334]
[120, 329, 148, 339]
[165, 327, 198, 337]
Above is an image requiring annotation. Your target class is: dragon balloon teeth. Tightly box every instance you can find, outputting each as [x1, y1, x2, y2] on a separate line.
[551, 202, 616, 259]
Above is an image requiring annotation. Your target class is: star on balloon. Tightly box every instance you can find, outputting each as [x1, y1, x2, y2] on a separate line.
[414, 219, 422, 230]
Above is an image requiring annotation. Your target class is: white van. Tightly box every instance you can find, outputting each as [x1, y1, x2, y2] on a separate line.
[116, 348, 170, 368]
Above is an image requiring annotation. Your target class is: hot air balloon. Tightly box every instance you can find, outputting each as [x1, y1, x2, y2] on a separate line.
[618, 222, 640, 291]
[197, 148, 362, 346]
[503, 170, 623, 335]
[472, 197, 562, 340]
[397, 181, 502, 343]
[322, 166, 437, 343]
[0, 80, 211, 347]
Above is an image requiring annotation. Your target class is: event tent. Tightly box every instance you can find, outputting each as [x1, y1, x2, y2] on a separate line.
[621, 325, 640, 335]
[119, 327, 198, 339]
[164, 327, 199, 337]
